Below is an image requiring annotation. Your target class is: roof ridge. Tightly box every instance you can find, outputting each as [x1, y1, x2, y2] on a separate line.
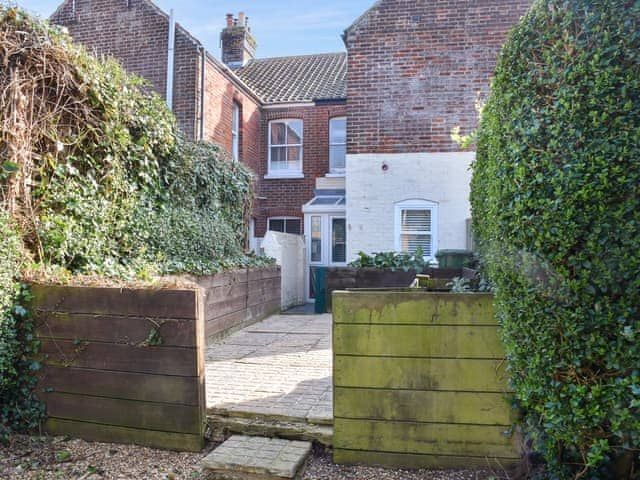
[247, 51, 346, 63]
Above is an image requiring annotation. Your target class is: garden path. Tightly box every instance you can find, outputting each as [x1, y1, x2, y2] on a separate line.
[205, 312, 333, 427]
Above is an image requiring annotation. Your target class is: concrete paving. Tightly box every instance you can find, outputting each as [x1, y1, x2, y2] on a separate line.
[202, 435, 312, 479]
[205, 313, 332, 425]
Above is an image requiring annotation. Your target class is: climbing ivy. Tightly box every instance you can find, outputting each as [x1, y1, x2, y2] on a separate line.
[471, 1, 640, 477]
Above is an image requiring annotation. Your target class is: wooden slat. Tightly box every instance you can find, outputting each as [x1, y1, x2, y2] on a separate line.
[247, 277, 281, 307]
[334, 388, 515, 425]
[39, 340, 197, 376]
[46, 418, 203, 452]
[333, 324, 505, 358]
[35, 313, 196, 347]
[334, 356, 510, 392]
[31, 285, 198, 319]
[332, 292, 496, 325]
[333, 449, 521, 470]
[43, 392, 201, 433]
[193, 269, 248, 289]
[206, 309, 248, 340]
[38, 366, 200, 405]
[205, 282, 248, 304]
[204, 295, 247, 320]
[248, 266, 281, 281]
[334, 418, 520, 458]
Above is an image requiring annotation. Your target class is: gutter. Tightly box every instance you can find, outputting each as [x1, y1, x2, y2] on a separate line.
[198, 45, 206, 140]
[165, 8, 176, 109]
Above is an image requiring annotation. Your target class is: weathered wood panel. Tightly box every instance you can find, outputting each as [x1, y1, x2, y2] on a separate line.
[43, 392, 202, 433]
[334, 388, 516, 425]
[31, 285, 198, 319]
[332, 291, 520, 470]
[332, 449, 517, 471]
[334, 324, 505, 358]
[38, 340, 198, 376]
[333, 291, 496, 325]
[46, 418, 203, 452]
[334, 356, 509, 392]
[38, 366, 200, 405]
[334, 419, 519, 458]
[33, 284, 206, 452]
[35, 313, 196, 347]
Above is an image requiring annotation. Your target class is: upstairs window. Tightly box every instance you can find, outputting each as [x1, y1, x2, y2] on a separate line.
[394, 200, 438, 258]
[231, 102, 240, 162]
[268, 119, 303, 176]
[329, 117, 346, 174]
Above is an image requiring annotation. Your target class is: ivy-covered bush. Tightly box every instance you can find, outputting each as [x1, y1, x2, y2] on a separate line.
[0, 215, 43, 441]
[471, 1, 640, 477]
[0, 7, 268, 279]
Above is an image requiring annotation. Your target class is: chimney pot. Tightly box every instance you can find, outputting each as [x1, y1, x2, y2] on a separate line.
[221, 11, 256, 68]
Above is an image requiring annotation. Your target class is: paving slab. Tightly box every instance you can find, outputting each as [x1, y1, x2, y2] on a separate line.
[205, 313, 332, 427]
[202, 435, 312, 479]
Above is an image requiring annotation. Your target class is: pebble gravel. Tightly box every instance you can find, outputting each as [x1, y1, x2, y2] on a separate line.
[0, 435, 503, 480]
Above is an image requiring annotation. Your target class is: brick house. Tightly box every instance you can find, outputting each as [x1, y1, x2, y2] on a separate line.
[343, 0, 531, 260]
[51, 0, 531, 299]
[50, 0, 347, 255]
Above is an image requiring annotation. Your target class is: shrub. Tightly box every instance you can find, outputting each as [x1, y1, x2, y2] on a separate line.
[349, 249, 428, 272]
[0, 7, 269, 279]
[472, 1, 640, 477]
[0, 215, 43, 440]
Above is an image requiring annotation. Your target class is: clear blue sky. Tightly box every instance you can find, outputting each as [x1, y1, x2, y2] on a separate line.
[22, 0, 373, 58]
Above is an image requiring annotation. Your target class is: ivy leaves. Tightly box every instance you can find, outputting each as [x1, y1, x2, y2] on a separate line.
[472, 0, 640, 477]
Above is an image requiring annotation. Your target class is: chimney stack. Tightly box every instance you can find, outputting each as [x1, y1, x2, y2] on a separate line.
[220, 12, 256, 68]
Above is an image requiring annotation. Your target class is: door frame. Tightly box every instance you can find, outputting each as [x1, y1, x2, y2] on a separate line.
[303, 211, 347, 302]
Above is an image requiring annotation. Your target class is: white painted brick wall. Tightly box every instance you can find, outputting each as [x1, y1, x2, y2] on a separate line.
[346, 152, 474, 261]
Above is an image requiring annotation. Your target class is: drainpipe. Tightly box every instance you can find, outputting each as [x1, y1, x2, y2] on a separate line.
[199, 45, 206, 140]
[166, 9, 175, 110]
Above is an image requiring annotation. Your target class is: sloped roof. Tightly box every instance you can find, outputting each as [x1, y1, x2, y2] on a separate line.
[235, 52, 347, 104]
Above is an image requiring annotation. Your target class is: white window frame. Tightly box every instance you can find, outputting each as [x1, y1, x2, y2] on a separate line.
[267, 216, 302, 235]
[329, 215, 347, 266]
[266, 119, 304, 179]
[394, 199, 438, 259]
[231, 102, 240, 162]
[329, 116, 346, 175]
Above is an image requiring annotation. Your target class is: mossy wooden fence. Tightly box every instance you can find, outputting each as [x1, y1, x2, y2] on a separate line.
[332, 291, 520, 470]
[32, 266, 281, 451]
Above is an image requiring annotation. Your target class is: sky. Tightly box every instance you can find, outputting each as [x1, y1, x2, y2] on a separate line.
[21, 0, 374, 58]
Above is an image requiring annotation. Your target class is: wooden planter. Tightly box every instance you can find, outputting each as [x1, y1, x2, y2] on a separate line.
[332, 290, 521, 470]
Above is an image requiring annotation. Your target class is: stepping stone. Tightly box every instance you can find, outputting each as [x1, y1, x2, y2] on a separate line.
[202, 435, 312, 479]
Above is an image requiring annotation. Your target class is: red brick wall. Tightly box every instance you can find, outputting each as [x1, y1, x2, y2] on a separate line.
[253, 102, 347, 237]
[344, 0, 532, 154]
[199, 58, 261, 173]
[51, 0, 199, 139]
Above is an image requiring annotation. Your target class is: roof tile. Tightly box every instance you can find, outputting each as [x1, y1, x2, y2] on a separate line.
[235, 52, 346, 104]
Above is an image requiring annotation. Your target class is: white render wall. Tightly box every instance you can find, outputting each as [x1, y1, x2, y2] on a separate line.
[346, 152, 474, 261]
[261, 231, 306, 309]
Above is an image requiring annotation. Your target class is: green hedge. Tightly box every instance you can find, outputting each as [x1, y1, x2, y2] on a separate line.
[471, 0, 640, 477]
[0, 216, 43, 441]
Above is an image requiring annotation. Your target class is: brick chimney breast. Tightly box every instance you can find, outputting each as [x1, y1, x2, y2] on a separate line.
[220, 12, 257, 68]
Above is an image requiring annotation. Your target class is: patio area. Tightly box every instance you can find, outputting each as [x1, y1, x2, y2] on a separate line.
[204, 312, 332, 426]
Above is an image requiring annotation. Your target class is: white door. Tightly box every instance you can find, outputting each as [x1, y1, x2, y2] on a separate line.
[304, 214, 347, 301]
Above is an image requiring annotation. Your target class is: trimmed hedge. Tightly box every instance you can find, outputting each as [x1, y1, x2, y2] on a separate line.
[471, 1, 640, 478]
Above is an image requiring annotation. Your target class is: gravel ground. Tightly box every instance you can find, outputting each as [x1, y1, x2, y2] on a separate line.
[0, 435, 502, 480]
